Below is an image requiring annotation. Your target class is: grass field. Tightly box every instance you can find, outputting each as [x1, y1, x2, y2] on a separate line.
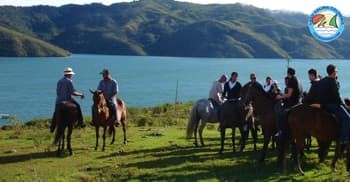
[0, 102, 349, 181]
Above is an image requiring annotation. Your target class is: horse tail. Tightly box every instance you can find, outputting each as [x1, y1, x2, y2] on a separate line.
[54, 108, 66, 145]
[186, 103, 199, 139]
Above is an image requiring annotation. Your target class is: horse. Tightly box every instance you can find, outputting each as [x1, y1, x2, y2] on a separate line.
[53, 101, 79, 156]
[280, 104, 350, 174]
[90, 90, 127, 151]
[219, 100, 252, 153]
[186, 99, 217, 147]
[241, 82, 279, 162]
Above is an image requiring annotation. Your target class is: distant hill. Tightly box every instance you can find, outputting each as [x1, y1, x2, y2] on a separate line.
[0, 0, 349, 58]
[0, 26, 70, 57]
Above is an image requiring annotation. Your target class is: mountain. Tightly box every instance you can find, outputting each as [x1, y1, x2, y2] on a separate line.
[0, 25, 70, 57]
[0, 0, 349, 58]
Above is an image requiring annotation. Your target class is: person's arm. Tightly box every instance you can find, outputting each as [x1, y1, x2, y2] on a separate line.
[276, 88, 293, 100]
[331, 80, 343, 104]
[222, 83, 228, 98]
[69, 80, 84, 99]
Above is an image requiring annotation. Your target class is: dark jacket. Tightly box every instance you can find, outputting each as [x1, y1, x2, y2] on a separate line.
[284, 76, 302, 108]
[223, 81, 242, 100]
[318, 77, 342, 105]
[302, 80, 319, 105]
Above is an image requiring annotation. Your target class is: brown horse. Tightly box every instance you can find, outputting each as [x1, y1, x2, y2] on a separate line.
[53, 101, 79, 156]
[90, 90, 127, 151]
[242, 82, 279, 162]
[281, 104, 350, 174]
[219, 100, 252, 153]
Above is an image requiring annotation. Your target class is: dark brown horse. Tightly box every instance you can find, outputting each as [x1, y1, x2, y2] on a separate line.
[53, 101, 79, 156]
[281, 104, 350, 174]
[219, 100, 252, 153]
[242, 82, 279, 162]
[90, 90, 127, 151]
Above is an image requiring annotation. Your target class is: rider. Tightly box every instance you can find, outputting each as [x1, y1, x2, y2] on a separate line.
[223, 72, 241, 100]
[263, 76, 273, 93]
[97, 69, 119, 126]
[275, 67, 302, 137]
[249, 73, 263, 89]
[50, 67, 85, 133]
[222, 72, 248, 131]
[318, 64, 350, 144]
[209, 74, 227, 108]
[302, 68, 320, 105]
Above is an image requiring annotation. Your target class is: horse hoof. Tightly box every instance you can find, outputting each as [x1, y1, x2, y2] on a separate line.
[218, 150, 223, 154]
[69, 152, 73, 156]
[110, 142, 114, 145]
[95, 147, 98, 151]
[194, 143, 199, 147]
[124, 141, 127, 145]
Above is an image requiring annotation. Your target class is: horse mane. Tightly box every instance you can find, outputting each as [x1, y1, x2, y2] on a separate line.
[243, 81, 273, 100]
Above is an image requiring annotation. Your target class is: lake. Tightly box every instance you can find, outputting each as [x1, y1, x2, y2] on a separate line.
[0, 54, 349, 124]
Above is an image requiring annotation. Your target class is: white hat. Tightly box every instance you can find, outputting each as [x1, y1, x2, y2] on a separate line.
[64, 67, 75, 75]
[272, 80, 278, 84]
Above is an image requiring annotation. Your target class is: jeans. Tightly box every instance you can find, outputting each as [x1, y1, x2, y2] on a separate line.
[322, 104, 350, 142]
[106, 100, 118, 122]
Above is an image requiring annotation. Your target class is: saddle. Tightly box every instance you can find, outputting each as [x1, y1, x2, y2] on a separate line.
[57, 101, 78, 111]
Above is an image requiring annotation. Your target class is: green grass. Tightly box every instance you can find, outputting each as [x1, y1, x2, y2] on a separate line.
[0, 125, 349, 181]
[0, 102, 349, 181]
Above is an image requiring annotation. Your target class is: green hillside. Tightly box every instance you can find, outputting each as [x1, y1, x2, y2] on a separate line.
[0, 25, 70, 57]
[0, 0, 349, 58]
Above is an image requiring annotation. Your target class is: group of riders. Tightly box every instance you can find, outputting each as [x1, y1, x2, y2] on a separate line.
[50, 68, 119, 133]
[209, 64, 350, 145]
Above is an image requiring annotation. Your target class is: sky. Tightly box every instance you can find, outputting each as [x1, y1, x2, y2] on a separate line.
[0, 0, 349, 15]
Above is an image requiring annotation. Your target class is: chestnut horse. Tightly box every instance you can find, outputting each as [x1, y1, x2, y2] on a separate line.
[90, 90, 127, 151]
[53, 101, 79, 156]
[242, 82, 279, 162]
[281, 104, 350, 174]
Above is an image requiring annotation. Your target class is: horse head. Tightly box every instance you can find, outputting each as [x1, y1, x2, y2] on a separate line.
[90, 89, 107, 114]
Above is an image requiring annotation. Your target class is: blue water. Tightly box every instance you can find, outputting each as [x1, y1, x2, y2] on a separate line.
[0, 54, 349, 124]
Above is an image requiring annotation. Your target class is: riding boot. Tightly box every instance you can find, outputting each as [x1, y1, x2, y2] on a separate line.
[76, 104, 86, 128]
[50, 111, 56, 133]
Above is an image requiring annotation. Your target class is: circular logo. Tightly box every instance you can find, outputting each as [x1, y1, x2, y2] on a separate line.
[308, 6, 344, 42]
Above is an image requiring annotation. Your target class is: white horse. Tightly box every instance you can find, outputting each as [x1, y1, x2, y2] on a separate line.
[186, 99, 219, 147]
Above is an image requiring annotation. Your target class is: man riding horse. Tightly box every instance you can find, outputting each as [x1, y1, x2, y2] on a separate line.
[302, 68, 320, 105]
[275, 67, 303, 138]
[94, 69, 120, 126]
[50, 67, 85, 133]
[318, 64, 350, 145]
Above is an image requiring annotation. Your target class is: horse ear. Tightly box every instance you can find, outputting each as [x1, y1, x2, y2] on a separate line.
[89, 89, 95, 94]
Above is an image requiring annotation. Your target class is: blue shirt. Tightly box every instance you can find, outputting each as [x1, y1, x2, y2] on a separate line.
[56, 77, 75, 103]
[98, 79, 118, 104]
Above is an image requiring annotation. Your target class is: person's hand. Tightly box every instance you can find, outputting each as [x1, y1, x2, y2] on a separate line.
[80, 94, 85, 99]
[276, 95, 282, 100]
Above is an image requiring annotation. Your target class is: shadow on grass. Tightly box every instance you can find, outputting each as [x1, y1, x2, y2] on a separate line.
[0, 151, 57, 164]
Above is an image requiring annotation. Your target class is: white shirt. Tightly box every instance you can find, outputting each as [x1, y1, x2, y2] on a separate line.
[229, 81, 237, 89]
[263, 84, 272, 92]
[209, 80, 224, 103]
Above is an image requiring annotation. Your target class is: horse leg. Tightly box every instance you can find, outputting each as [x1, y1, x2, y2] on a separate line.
[305, 135, 311, 152]
[331, 141, 342, 172]
[110, 125, 115, 145]
[95, 126, 99, 151]
[102, 126, 107, 151]
[294, 137, 305, 175]
[61, 133, 65, 151]
[219, 127, 226, 154]
[193, 121, 199, 147]
[122, 120, 127, 144]
[259, 134, 271, 162]
[251, 126, 258, 152]
[232, 127, 236, 153]
[67, 125, 73, 155]
[199, 122, 206, 146]
[318, 140, 331, 163]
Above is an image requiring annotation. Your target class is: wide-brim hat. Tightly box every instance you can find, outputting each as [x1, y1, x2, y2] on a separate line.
[64, 67, 75, 75]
